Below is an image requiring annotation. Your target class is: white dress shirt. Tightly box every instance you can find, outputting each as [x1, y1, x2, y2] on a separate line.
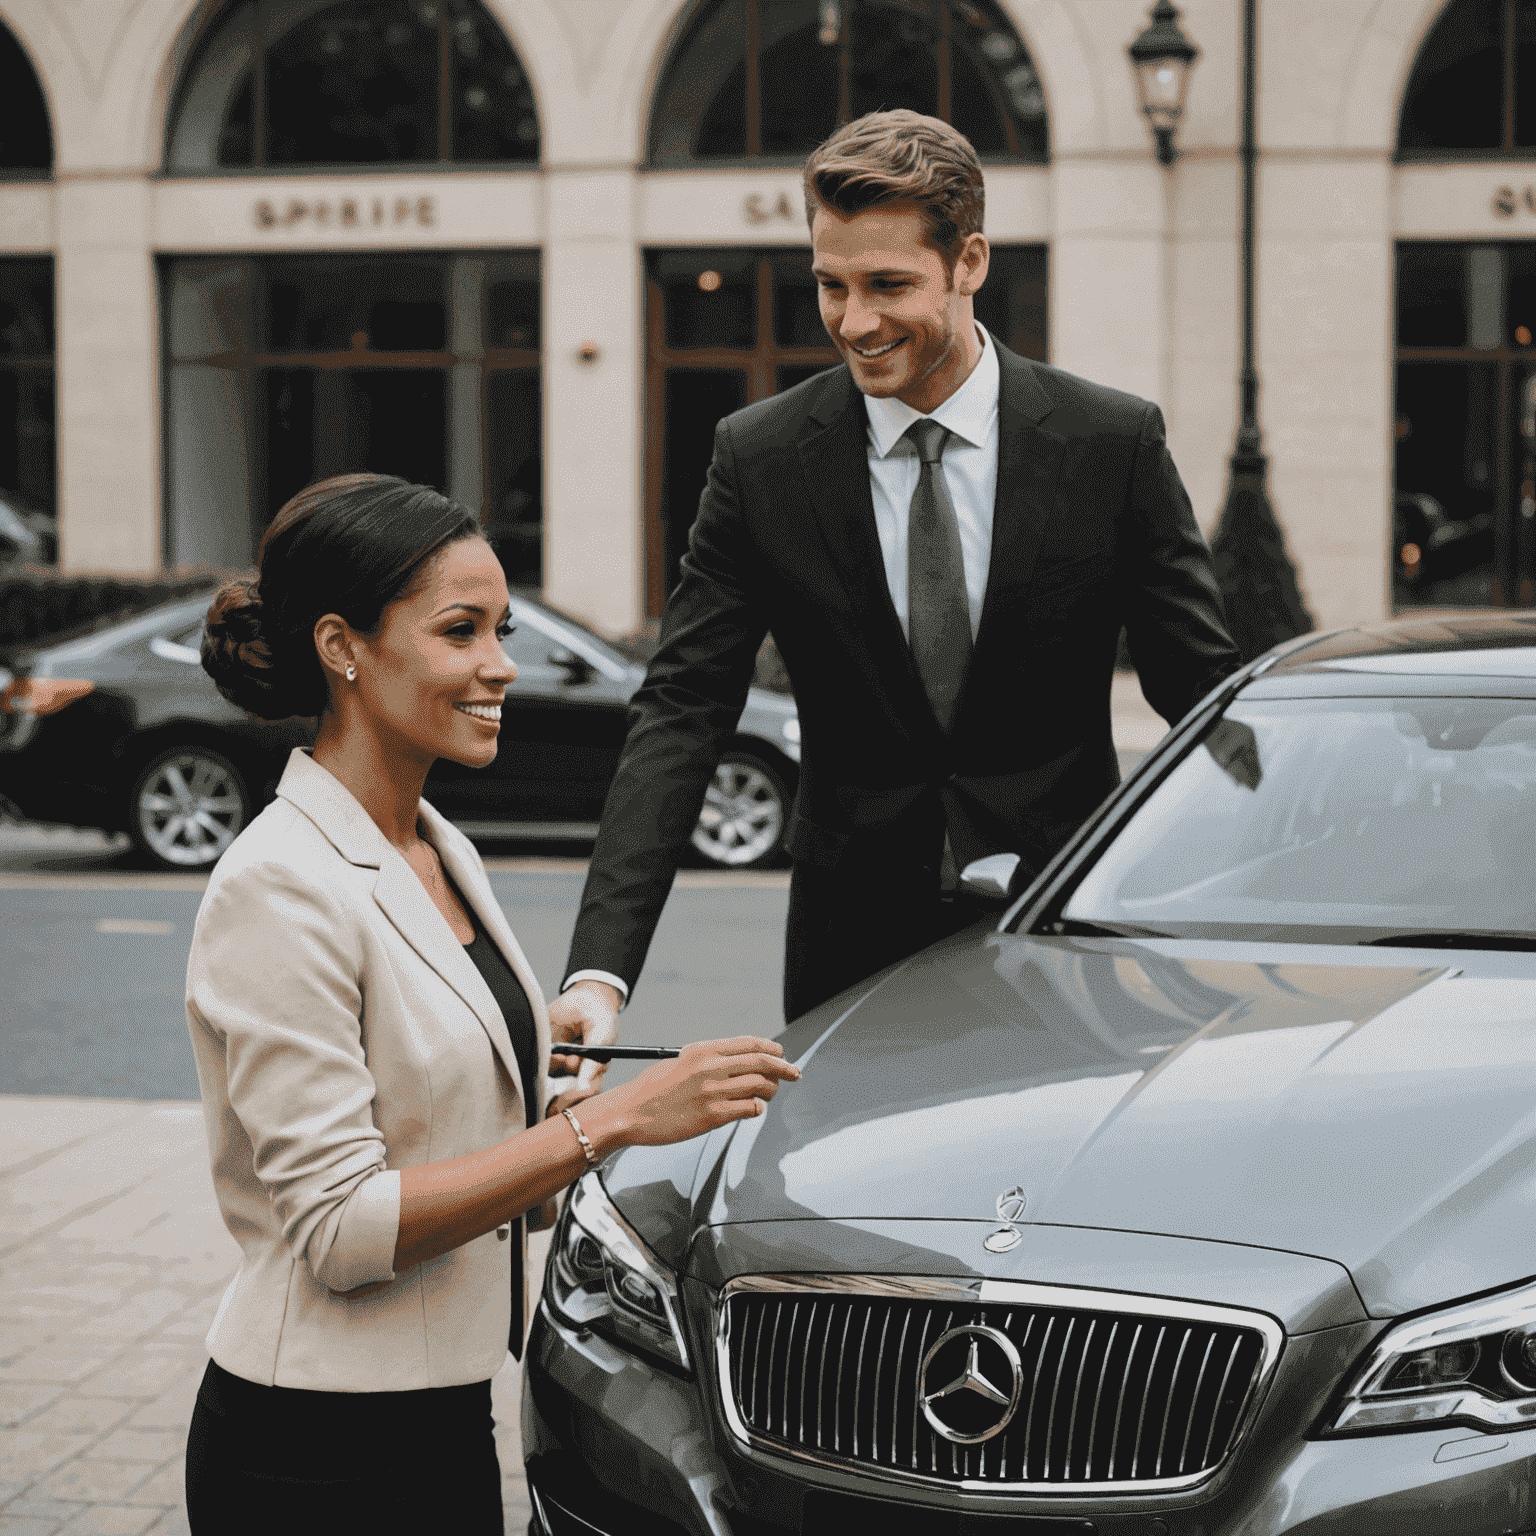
[862, 322, 1000, 640]
[564, 326, 1001, 1005]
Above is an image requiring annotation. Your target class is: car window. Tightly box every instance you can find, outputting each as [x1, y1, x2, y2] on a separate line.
[505, 604, 627, 679]
[1058, 697, 1536, 942]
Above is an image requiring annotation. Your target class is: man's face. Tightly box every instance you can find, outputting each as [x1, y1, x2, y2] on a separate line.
[811, 200, 988, 414]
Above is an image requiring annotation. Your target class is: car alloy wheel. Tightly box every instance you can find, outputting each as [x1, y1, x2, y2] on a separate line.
[130, 747, 250, 871]
[691, 752, 787, 870]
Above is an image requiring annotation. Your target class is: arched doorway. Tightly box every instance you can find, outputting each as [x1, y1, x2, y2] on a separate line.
[1394, 0, 1536, 608]
[0, 21, 55, 560]
[161, 1, 543, 579]
[642, 0, 1049, 612]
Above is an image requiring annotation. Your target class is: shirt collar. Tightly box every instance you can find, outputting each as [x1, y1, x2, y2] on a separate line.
[864, 323, 1000, 460]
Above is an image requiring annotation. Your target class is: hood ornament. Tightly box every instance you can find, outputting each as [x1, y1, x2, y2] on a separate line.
[984, 1185, 1026, 1253]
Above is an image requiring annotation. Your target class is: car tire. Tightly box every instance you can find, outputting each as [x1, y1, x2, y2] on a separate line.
[690, 750, 790, 871]
[128, 745, 251, 872]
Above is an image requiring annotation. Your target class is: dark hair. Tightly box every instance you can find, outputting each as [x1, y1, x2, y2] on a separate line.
[202, 474, 482, 720]
[802, 109, 985, 264]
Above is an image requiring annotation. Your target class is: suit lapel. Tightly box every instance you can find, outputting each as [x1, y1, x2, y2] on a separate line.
[971, 346, 1067, 662]
[796, 370, 935, 724]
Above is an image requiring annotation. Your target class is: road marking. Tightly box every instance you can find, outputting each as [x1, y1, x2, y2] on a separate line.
[0, 874, 210, 891]
[95, 918, 177, 935]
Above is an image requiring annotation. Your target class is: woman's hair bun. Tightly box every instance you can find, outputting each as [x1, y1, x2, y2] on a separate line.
[201, 577, 325, 720]
[198, 473, 480, 722]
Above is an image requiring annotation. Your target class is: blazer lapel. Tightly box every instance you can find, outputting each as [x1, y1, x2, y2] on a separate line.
[795, 370, 936, 725]
[274, 748, 529, 1104]
[421, 802, 550, 1106]
[971, 346, 1068, 662]
[370, 846, 525, 1094]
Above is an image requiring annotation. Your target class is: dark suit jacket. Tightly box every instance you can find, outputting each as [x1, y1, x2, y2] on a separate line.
[565, 339, 1240, 993]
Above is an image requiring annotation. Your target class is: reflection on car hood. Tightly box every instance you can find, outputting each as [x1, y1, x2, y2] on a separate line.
[608, 930, 1536, 1319]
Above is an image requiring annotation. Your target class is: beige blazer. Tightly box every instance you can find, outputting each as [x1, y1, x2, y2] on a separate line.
[185, 748, 549, 1391]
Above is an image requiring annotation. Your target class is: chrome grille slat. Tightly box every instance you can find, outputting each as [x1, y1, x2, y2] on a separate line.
[1130, 1325, 1167, 1479]
[724, 1280, 1274, 1493]
[1063, 1317, 1095, 1481]
[1179, 1330, 1218, 1476]
[888, 1307, 914, 1465]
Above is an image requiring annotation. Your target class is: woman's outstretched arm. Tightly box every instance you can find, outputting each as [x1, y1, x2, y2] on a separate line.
[390, 1037, 797, 1273]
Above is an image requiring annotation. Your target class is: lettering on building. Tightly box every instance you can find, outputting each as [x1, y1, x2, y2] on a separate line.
[1492, 185, 1536, 218]
[743, 191, 797, 226]
[253, 195, 437, 231]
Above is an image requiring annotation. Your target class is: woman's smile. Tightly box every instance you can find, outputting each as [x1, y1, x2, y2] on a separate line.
[455, 700, 503, 724]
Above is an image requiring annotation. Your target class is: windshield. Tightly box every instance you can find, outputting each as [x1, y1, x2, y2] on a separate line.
[1057, 696, 1536, 943]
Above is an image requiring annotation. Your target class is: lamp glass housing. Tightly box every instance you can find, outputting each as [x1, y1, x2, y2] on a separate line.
[1134, 52, 1193, 134]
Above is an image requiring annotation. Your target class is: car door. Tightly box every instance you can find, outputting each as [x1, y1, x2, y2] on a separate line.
[426, 602, 634, 827]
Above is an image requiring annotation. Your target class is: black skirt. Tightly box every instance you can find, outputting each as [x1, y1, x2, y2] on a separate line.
[185, 1359, 503, 1533]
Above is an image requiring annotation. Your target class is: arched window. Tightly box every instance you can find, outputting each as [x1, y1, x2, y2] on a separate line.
[1399, 0, 1536, 157]
[0, 23, 53, 177]
[649, 0, 1047, 166]
[166, 0, 539, 172]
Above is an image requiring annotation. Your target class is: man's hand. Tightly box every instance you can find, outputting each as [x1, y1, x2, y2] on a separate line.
[547, 978, 622, 1094]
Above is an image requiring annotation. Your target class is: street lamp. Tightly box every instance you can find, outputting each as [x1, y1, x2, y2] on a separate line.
[1129, 1, 1198, 166]
[1128, 0, 1310, 659]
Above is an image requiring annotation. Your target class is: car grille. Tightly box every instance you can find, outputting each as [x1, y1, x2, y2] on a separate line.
[718, 1278, 1276, 1491]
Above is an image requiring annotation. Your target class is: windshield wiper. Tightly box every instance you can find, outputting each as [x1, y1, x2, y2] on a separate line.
[1363, 931, 1536, 952]
[1041, 918, 1174, 940]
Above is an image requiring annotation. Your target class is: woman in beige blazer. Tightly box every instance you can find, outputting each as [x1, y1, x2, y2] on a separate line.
[184, 473, 796, 1534]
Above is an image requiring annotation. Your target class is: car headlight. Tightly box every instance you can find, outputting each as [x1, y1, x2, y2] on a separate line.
[545, 1171, 690, 1372]
[1326, 1278, 1536, 1434]
[781, 717, 800, 744]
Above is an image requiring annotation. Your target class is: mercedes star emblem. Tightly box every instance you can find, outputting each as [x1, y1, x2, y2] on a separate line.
[918, 1325, 1025, 1444]
[984, 1184, 1027, 1253]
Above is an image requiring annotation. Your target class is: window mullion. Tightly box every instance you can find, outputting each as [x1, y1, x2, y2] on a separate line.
[838, 1, 852, 125]
[252, 0, 267, 168]
[936, 0, 951, 124]
[746, 0, 761, 158]
[1506, 0, 1518, 154]
[439, 7, 453, 162]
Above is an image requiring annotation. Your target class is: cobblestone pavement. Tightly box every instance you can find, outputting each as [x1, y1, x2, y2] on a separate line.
[0, 1095, 546, 1535]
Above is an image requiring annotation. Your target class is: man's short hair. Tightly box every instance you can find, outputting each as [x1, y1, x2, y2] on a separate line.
[802, 110, 985, 263]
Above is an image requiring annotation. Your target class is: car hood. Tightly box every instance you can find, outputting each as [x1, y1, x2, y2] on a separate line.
[606, 930, 1536, 1320]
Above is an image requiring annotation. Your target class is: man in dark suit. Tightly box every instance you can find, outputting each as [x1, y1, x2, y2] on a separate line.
[550, 109, 1239, 1055]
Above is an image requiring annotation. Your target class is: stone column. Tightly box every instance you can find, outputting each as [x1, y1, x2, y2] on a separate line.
[55, 178, 161, 574]
[1258, 156, 1393, 629]
[1050, 157, 1170, 415]
[539, 167, 643, 638]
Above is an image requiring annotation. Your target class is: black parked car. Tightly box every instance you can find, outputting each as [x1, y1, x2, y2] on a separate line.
[0, 590, 800, 871]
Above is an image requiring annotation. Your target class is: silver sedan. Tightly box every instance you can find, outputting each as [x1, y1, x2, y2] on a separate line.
[523, 611, 1536, 1535]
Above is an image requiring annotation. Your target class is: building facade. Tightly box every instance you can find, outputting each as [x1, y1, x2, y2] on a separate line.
[0, 0, 1520, 638]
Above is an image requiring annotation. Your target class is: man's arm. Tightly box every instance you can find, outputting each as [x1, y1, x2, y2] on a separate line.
[1120, 403, 1243, 726]
[562, 415, 769, 997]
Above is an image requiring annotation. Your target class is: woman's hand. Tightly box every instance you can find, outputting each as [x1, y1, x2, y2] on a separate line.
[584, 1036, 799, 1151]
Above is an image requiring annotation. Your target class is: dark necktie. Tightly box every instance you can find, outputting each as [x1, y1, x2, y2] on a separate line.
[904, 418, 972, 734]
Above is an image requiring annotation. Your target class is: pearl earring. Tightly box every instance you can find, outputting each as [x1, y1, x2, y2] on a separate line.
[345, 665, 356, 682]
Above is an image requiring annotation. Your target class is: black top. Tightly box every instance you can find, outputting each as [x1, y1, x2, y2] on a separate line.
[446, 875, 539, 1359]
[453, 886, 538, 1130]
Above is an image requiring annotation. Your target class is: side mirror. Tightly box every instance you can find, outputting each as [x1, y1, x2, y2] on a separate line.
[548, 646, 596, 687]
[960, 852, 1022, 901]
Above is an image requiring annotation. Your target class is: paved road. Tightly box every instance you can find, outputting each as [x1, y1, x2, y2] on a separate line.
[0, 848, 789, 1101]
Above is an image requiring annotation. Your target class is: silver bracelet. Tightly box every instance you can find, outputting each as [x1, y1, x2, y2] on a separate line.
[562, 1107, 597, 1166]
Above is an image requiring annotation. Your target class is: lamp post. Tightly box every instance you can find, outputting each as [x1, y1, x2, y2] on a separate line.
[1208, 0, 1311, 658]
[1128, 0, 1311, 659]
[1129, 1, 1198, 166]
